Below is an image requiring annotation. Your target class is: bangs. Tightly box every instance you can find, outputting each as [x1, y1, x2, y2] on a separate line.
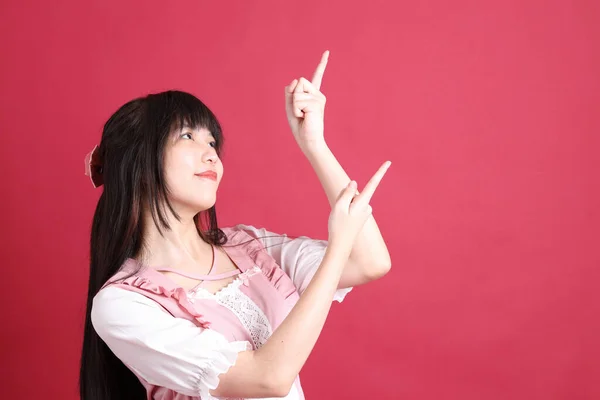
[165, 91, 224, 152]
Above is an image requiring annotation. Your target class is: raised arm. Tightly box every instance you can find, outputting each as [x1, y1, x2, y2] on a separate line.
[213, 163, 390, 397]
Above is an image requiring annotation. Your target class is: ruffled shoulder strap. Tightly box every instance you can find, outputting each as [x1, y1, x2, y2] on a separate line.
[221, 225, 298, 299]
[100, 259, 211, 328]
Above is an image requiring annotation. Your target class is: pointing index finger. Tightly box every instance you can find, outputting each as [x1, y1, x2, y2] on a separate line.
[356, 161, 392, 205]
[311, 50, 329, 90]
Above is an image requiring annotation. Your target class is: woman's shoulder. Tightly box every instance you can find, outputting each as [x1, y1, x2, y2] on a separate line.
[220, 223, 270, 248]
[221, 223, 290, 246]
[92, 285, 164, 315]
[221, 223, 265, 236]
[91, 286, 169, 338]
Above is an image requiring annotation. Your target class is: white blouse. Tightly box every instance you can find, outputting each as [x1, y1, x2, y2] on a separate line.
[91, 224, 353, 399]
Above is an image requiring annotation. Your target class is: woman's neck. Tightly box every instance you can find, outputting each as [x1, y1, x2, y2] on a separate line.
[137, 212, 213, 270]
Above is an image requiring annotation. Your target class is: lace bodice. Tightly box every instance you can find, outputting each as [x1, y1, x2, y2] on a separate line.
[187, 266, 273, 349]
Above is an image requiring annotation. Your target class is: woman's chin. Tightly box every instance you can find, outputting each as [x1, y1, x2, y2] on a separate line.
[198, 203, 215, 212]
[174, 192, 217, 213]
[196, 197, 217, 212]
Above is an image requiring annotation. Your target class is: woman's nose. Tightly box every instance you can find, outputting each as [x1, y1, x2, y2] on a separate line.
[203, 150, 218, 164]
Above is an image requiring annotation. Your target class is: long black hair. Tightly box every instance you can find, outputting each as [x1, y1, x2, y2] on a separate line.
[79, 90, 232, 399]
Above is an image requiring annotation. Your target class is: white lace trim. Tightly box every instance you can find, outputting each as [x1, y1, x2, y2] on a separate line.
[188, 266, 273, 349]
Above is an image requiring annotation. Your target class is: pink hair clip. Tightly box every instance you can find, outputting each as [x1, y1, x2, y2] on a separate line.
[84, 145, 104, 188]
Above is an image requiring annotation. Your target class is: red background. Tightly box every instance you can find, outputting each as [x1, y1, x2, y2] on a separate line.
[1, 1, 598, 399]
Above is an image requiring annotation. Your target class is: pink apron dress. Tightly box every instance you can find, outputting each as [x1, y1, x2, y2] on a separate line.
[100, 225, 307, 399]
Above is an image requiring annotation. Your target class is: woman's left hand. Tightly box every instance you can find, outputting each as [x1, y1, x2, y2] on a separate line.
[284, 50, 329, 151]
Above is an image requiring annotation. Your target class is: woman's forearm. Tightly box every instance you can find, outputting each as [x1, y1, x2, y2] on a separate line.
[210, 245, 351, 399]
[303, 142, 392, 271]
[255, 244, 350, 390]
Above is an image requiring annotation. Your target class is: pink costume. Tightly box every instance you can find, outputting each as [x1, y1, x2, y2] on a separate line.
[91, 224, 353, 399]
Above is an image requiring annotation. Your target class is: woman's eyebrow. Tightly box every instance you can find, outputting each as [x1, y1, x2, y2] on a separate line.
[181, 124, 214, 138]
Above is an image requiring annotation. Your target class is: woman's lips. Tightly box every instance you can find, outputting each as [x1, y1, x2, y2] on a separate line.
[195, 171, 217, 181]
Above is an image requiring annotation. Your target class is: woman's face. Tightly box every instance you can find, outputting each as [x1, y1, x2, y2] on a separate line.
[163, 125, 223, 213]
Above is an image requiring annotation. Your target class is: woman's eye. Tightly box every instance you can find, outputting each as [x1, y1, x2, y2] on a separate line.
[181, 132, 216, 148]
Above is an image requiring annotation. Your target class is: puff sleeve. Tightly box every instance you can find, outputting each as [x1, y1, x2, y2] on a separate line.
[91, 286, 252, 398]
[235, 223, 353, 302]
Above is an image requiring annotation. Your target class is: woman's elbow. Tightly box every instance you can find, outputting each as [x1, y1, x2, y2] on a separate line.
[211, 374, 285, 398]
[367, 262, 392, 281]
[271, 376, 294, 398]
[271, 386, 292, 398]
[253, 376, 290, 398]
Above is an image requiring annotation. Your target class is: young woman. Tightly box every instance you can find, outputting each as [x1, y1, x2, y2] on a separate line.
[79, 50, 392, 399]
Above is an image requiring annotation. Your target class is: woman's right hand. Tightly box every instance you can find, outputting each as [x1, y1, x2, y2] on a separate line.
[327, 161, 392, 250]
